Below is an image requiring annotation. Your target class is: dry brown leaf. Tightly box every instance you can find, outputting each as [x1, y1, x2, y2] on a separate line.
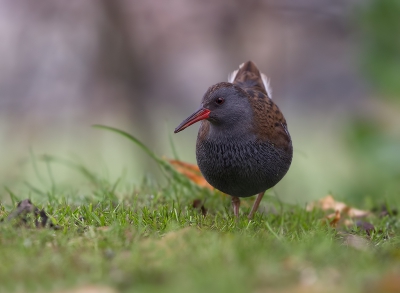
[167, 159, 214, 190]
[308, 195, 373, 231]
[307, 195, 370, 218]
[323, 210, 341, 227]
[343, 219, 354, 227]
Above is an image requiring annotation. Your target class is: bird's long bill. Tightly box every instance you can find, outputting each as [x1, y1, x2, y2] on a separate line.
[174, 108, 210, 133]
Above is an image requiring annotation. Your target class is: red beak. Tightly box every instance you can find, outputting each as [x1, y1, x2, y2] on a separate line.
[174, 108, 211, 133]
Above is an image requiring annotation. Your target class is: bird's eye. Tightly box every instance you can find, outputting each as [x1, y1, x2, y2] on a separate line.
[215, 97, 225, 105]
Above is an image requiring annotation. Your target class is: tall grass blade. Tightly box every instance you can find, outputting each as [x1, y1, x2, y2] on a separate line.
[93, 125, 203, 195]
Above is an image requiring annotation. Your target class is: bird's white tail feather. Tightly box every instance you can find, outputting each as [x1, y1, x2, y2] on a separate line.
[261, 73, 272, 99]
[227, 69, 239, 83]
[227, 63, 273, 99]
[227, 62, 244, 83]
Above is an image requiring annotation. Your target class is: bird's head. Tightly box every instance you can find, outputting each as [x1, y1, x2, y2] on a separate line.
[174, 82, 253, 134]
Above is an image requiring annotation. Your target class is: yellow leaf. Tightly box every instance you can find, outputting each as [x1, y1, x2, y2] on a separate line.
[167, 159, 214, 190]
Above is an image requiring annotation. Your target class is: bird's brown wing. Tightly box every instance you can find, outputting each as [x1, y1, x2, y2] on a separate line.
[246, 89, 292, 152]
[230, 61, 290, 150]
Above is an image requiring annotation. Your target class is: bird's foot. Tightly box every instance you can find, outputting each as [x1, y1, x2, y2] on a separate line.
[247, 191, 265, 220]
[231, 196, 240, 219]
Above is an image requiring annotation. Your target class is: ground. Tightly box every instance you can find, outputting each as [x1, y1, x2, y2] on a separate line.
[1, 180, 399, 293]
[0, 128, 399, 293]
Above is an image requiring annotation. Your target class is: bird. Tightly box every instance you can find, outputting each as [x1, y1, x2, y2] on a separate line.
[174, 61, 293, 219]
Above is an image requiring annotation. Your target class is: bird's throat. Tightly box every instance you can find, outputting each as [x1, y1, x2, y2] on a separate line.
[205, 121, 257, 142]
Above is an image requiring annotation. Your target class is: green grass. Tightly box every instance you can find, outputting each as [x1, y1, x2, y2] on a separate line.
[0, 127, 399, 293]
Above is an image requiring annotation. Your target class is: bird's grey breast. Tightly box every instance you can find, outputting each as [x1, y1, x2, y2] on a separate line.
[196, 133, 292, 197]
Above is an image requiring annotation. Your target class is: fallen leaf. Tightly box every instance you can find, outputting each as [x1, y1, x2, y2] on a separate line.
[323, 210, 341, 227]
[308, 195, 374, 232]
[343, 219, 354, 227]
[307, 195, 370, 218]
[167, 159, 214, 190]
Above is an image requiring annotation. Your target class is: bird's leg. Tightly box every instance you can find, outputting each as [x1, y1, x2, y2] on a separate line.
[248, 191, 265, 219]
[231, 196, 241, 218]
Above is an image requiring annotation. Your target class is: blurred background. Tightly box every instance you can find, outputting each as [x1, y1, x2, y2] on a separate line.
[0, 0, 399, 204]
